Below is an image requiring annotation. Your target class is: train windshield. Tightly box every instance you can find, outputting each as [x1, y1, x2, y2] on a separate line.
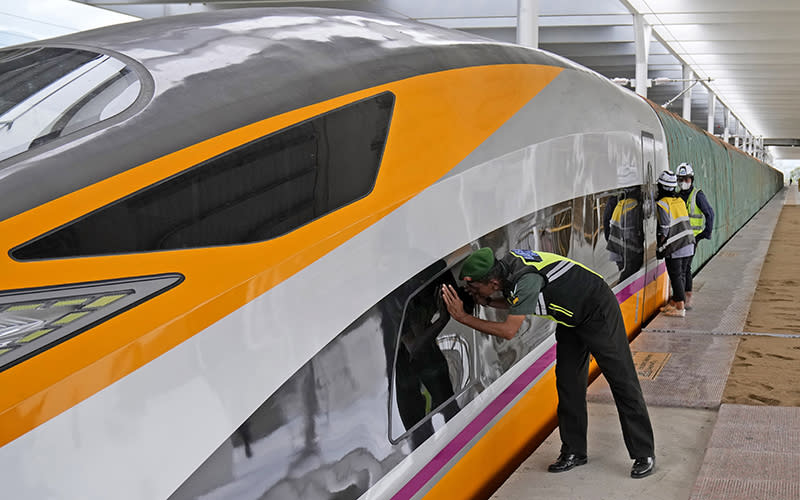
[0, 47, 141, 163]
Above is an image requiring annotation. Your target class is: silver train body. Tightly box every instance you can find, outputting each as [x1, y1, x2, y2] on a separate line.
[0, 8, 780, 500]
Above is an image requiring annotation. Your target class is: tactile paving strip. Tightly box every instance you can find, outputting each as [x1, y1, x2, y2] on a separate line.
[691, 477, 800, 500]
[785, 185, 800, 206]
[587, 331, 739, 408]
[690, 404, 800, 500]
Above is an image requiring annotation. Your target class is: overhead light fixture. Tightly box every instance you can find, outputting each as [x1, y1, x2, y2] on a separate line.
[661, 77, 713, 109]
[611, 76, 712, 92]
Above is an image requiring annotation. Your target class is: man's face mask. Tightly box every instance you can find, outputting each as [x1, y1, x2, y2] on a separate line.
[678, 181, 691, 191]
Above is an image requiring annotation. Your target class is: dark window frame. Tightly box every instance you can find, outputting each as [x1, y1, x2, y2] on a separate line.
[11, 91, 395, 260]
[0, 44, 154, 166]
[388, 260, 476, 445]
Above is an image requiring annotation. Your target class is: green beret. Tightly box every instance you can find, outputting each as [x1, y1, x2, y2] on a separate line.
[459, 248, 495, 281]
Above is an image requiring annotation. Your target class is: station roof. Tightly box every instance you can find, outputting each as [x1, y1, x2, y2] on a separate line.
[5, 0, 800, 160]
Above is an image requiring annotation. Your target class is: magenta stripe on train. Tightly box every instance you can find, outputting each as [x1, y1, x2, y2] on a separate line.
[392, 263, 665, 499]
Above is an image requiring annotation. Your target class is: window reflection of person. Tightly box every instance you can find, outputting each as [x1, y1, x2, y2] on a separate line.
[603, 187, 644, 282]
[394, 263, 473, 448]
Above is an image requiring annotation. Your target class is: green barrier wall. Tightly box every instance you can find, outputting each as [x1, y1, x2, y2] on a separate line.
[649, 103, 784, 273]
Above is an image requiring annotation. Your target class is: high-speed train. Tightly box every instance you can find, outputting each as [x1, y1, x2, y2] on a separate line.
[0, 8, 782, 500]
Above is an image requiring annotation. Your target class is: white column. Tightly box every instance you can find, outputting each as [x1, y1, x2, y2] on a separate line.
[682, 65, 693, 121]
[633, 14, 651, 98]
[516, 0, 539, 48]
[707, 93, 716, 134]
[723, 108, 730, 143]
[735, 120, 742, 149]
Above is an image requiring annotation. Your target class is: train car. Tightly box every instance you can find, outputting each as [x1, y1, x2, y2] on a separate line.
[0, 8, 781, 500]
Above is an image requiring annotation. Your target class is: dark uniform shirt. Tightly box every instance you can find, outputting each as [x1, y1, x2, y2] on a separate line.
[499, 250, 605, 327]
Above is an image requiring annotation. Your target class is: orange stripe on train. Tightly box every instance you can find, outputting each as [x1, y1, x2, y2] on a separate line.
[0, 64, 563, 447]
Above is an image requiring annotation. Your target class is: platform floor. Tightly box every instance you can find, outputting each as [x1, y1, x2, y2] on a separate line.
[491, 185, 800, 500]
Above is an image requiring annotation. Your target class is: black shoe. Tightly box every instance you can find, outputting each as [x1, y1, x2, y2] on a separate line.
[547, 453, 587, 473]
[631, 456, 655, 478]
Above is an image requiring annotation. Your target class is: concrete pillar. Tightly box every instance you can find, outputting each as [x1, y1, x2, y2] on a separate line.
[707, 93, 716, 134]
[734, 119, 742, 149]
[723, 108, 730, 143]
[682, 65, 693, 121]
[516, 0, 539, 48]
[633, 14, 651, 98]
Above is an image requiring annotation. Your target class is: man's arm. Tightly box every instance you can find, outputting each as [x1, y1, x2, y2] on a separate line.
[442, 284, 525, 340]
[696, 190, 715, 239]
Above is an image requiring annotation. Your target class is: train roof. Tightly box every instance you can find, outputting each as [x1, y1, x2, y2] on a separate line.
[0, 8, 578, 223]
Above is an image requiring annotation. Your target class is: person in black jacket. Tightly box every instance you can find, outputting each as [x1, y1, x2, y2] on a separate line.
[656, 170, 696, 317]
[441, 247, 655, 479]
[675, 163, 714, 310]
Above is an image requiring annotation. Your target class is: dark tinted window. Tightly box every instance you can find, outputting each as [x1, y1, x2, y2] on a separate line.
[13, 92, 394, 259]
[0, 47, 141, 162]
[513, 200, 571, 256]
[596, 188, 644, 285]
[389, 260, 476, 445]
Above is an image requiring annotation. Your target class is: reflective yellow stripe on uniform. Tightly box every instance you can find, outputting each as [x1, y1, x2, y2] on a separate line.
[509, 250, 602, 280]
[548, 303, 573, 317]
[686, 188, 705, 236]
[656, 198, 694, 255]
[508, 250, 599, 327]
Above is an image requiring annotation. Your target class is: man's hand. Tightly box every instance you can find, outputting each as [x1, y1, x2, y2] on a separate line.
[442, 284, 468, 322]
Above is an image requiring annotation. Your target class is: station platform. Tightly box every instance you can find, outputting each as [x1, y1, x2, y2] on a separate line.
[491, 185, 800, 500]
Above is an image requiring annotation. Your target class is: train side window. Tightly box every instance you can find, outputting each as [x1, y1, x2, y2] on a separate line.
[388, 260, 477, 447]
[578, 194, 597, 246]
[13, 92, 395, 259]
[540, 204, 572, 255]
[0, 47, 142, 163]
[513, 200, 571, 255]
[597, 187, 644, 285]
[595, 191, 624, 286]
[618, 186, 645, 281]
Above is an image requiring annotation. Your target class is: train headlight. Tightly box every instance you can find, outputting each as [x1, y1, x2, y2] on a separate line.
[0, 274, 182, 371]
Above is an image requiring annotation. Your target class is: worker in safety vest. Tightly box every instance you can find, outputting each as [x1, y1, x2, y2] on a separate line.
[441, 248, 655, 479]
[656, 170, 695, 317]
[676, 163, 714, 310]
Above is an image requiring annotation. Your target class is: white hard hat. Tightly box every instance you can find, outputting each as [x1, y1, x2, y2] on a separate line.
[658, 170, 677, 189]
[676, 162, 694, 177]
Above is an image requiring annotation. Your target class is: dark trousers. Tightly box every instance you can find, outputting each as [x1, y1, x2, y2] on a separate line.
[683, 253, 695, 293]
[554, 284, 654, 459]
[666, 256, 692, 302]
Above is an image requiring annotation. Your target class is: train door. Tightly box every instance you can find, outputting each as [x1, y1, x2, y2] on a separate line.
[640, 132, 657, 323]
